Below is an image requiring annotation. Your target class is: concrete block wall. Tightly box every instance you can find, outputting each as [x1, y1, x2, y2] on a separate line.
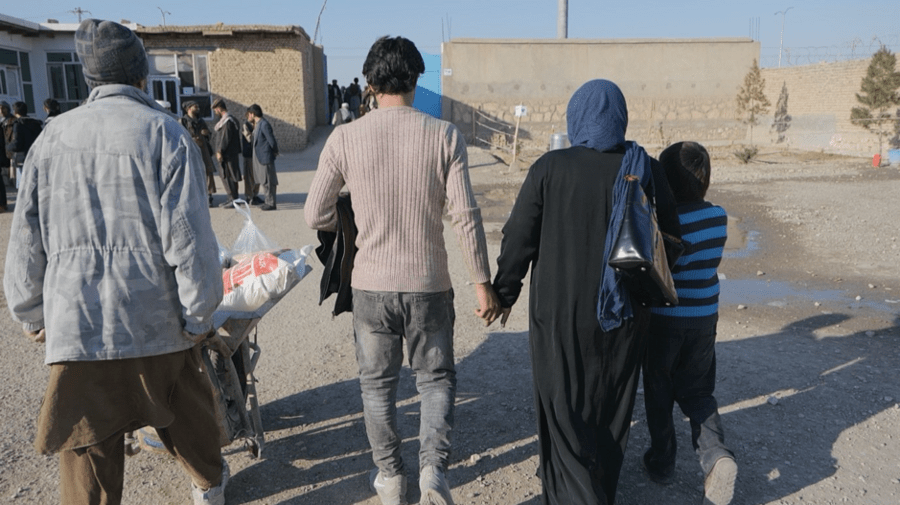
[759, 60, 885, 156]
[141, 32, 320, 151]
[443, 38, 896, 157]
[442, 38, 759, 153]
[449, 96, 746, 154]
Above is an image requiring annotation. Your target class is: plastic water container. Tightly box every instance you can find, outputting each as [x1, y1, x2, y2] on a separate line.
[888, 149, 900, 167]
[550, 132, 569, 150]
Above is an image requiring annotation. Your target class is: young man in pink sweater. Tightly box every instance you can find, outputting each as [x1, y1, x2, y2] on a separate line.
[305, 36, 500, 505]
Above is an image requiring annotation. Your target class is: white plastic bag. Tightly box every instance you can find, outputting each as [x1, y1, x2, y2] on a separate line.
[231, 200, 279, 259]
[219, 246, 313, 313]
[216, 235, 232, 268]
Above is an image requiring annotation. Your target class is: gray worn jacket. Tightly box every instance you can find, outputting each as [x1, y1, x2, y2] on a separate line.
[3, 84, 223, 364]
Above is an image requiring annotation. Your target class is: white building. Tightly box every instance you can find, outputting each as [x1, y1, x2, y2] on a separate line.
[0, 13, 138, 118]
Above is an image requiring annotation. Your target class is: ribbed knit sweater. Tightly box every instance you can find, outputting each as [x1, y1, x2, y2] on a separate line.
[650, 200, 727, 328]
[305, 106, 491, 292]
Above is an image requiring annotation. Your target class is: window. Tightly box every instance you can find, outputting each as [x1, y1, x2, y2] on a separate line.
[0, 66, 20, 103]
[148, 52, 211, 118]
[20, 51, 34, 114]
[0, 49, 30, 112]
[47, 51, 88, 112]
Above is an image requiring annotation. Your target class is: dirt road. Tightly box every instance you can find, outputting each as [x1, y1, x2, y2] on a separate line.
[1, 128, 898, 504]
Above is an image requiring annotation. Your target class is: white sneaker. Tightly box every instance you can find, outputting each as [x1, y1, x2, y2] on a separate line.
[370, 468, 408, 505]
[192, 459, 230, 505]
[419, 465, 455, 505]
[703, 456, 737, 505]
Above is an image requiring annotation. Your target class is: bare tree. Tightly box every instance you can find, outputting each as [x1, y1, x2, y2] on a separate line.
[735, 59, 771, 146]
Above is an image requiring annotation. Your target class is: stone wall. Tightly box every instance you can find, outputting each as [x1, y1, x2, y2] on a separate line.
[140, 29, 323, 151]
[759, 60, 883, 156]
[441, 38, 759, 154]
[442, 38, 895, 157]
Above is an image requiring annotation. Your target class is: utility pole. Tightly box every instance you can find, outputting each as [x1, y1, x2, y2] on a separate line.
[775, 7, 794, 68]
[69, 7, 91, 22]
[157, 7, 171, 27]
[557, 0, 568, 39]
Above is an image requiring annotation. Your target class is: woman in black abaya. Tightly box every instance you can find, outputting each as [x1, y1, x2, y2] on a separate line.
[492, 79, 681, 504]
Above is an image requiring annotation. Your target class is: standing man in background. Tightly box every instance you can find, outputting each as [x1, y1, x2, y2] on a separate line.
[0, 101, 12, 211]
[43, 98, 62, 125]
[240, 112, 262, 205]
[212, 98, 242, 208]
[181, 100, 217, 207]
[248, 104, 278, 211]
[5, 101, 43, 188]
[4, 19, 228, 505]
[329, 79, 341, 120]
[346, 77, 362, 119]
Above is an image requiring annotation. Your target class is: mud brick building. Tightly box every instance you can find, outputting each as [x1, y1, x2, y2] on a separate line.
[137, 24, 326, 151]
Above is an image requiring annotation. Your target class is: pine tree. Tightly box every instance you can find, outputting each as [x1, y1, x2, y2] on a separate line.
[771, 81, 791, 144]
[735, 59, 771, 145]
[851, 46, 900, 165]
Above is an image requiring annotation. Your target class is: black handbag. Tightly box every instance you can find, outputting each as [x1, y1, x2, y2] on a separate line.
[608, 175, 678, 307]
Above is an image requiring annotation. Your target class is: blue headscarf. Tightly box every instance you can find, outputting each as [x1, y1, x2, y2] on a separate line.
[567, 79, 653, 332]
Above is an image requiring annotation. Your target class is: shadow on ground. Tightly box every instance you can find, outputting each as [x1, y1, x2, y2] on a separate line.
[225, 310, 900, 504]
[618, 312, 900, 504]
[226, 330, 535, 504]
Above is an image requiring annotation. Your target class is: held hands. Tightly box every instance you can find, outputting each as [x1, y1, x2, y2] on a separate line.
[216, 153, 222, 162]
[498, 307, 511, 328]
[473, 282, 503, 327]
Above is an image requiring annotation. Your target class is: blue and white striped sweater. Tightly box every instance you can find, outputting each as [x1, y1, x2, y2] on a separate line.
[651, 201, 727, 327]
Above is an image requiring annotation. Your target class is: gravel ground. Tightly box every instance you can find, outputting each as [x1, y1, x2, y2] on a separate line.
[0, 130, 898, 505]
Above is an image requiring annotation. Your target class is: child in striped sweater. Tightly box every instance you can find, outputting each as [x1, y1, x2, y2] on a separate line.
[641, 142, 737, 505]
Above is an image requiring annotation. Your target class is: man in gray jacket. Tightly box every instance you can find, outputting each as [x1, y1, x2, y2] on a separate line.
[4, 19, 228, 505]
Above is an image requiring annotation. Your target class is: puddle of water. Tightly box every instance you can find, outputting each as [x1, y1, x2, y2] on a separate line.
[723, 216, 759, 258]
[718, 216, 898, 313]
[469, 187, 898, 314]
[720, 277, 900, 313]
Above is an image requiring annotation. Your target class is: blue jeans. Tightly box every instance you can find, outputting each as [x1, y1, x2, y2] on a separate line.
[352, 288, 457, 477]
[641, 318, 734, 476]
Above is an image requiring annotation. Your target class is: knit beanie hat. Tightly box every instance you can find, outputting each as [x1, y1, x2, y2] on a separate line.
[75, 19, 149, 88]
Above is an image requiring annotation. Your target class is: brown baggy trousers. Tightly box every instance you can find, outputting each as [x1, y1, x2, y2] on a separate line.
[37, 346, 224, 505]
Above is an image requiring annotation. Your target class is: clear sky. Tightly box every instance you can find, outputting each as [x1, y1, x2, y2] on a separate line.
[5, 1, 900, 86]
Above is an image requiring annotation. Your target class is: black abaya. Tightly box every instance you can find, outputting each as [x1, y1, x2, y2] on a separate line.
[493, 145, 680, 505]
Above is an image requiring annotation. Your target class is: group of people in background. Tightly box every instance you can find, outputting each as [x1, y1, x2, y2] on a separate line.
[3, 98, 280, 216]
[178, 99, 279, 211]
[1, 19, 737, 505]
[330, 76, 374, 125]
